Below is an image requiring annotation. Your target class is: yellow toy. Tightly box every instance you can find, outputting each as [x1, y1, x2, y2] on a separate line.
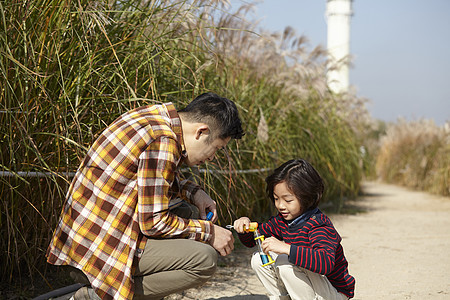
[230, 222, 275, 267]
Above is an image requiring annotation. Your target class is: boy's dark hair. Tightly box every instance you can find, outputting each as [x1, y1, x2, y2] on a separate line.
[266, 159, 324, 214]
[178, 92, 244, 142]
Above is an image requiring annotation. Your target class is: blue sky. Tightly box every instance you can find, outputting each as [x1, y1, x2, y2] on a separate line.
[229, 0, 450, 125]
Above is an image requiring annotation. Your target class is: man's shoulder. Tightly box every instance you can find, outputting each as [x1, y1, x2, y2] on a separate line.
[120, 103, 178, 136]
[122, 102, 173, 119]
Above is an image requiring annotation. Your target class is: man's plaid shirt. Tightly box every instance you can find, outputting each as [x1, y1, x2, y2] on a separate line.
[46, 103, 213, 300]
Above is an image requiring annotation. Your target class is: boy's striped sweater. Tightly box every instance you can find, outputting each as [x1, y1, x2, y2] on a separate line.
[238, 209, 355, 298]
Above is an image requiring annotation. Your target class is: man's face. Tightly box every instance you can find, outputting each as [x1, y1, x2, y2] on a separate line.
[183, 133, 231, 167]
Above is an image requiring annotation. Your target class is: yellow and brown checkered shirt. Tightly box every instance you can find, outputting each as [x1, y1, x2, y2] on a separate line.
[46, 103, 213, 300]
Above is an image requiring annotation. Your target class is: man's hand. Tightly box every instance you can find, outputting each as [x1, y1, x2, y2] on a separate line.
[192, 189, 217, 222]
[209, 224, 234, 256]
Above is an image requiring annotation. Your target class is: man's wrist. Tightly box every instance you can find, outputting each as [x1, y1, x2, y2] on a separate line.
[191, 186, 201, 197]
[206, 222, 215, 243]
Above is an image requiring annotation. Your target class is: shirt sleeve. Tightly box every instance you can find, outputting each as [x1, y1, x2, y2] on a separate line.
[179, 179, 201, 202]
[137, 136, 212, 242]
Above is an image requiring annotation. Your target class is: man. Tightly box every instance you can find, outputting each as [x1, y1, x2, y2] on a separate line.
[47, 92, 244, 300]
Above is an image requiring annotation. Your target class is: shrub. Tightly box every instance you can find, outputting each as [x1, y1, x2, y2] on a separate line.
[376, 119, 450, 196]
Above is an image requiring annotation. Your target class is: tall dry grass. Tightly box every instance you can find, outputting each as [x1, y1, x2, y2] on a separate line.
[0, 0, 370, 293]
[376, 119, 450, 196]
[202, 7, 371, 211]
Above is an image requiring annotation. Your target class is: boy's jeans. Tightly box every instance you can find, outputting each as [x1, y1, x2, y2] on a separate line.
[251, 253, 349, 300]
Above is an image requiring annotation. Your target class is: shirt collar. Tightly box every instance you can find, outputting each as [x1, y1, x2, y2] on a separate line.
[164, 102, 186, 157]
[288, 207, 319, 229]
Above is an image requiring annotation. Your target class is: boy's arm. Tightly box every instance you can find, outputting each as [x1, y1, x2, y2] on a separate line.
[237, 231, 256, 248]
[288, 223, 339, 275]
[234, 217, 255, 247]
[259, 216, 282, 239]
[235, 217, 279, 248]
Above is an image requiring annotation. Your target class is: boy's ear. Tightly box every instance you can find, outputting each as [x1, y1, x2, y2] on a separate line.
[195, 124, 210, 140]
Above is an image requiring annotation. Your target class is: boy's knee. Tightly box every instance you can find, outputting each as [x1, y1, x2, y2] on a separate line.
[274, 254, 302, 280]
[276, 263, 296, 280]
[250, 252, 261, 270]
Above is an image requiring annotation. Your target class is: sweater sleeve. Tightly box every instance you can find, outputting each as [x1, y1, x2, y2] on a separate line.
[288, 223, 340, 275]
[237, 231, 255, 248]
[259, 217, 281, 239]
[238, 217, 280, 248]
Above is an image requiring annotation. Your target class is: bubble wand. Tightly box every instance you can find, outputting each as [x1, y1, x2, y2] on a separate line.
[227, 222, 274, 267]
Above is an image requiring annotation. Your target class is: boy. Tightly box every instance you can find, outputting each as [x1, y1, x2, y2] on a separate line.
[234, 159, 355, 300]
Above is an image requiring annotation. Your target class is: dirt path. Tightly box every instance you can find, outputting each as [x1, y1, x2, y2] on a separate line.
[170, 181, 450, 300]
[332, 181, 450, 299]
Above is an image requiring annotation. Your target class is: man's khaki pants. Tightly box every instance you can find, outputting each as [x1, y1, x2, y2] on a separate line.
[251, 253, 349, 300]
[133, 238, 217, 299]
[133, 201, 217, 299]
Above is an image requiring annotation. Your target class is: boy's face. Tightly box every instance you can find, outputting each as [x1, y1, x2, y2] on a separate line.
[273, 181, 302, 221]
[183, 131, 230, 167]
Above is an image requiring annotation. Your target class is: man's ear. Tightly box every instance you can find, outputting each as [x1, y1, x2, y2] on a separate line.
[195, 124, 210, 140]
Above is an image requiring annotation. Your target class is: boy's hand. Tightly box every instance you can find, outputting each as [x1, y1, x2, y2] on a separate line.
[233, 217, 251, 233]
[262, 237, 291, 255]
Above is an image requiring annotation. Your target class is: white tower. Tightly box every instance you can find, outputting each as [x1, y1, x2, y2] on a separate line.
[326, 0, 353, 93]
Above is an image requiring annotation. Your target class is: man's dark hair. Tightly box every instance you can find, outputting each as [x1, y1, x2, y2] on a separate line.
[265, 159, 324, 214]
[178, 92, 244, 141]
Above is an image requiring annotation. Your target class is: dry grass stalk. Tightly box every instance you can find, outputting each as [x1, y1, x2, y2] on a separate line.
[376, 119, 450, 196]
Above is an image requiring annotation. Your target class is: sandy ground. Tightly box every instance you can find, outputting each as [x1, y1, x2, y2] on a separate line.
[167, 181, 450, 300]
[49, 181, 450, 300]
